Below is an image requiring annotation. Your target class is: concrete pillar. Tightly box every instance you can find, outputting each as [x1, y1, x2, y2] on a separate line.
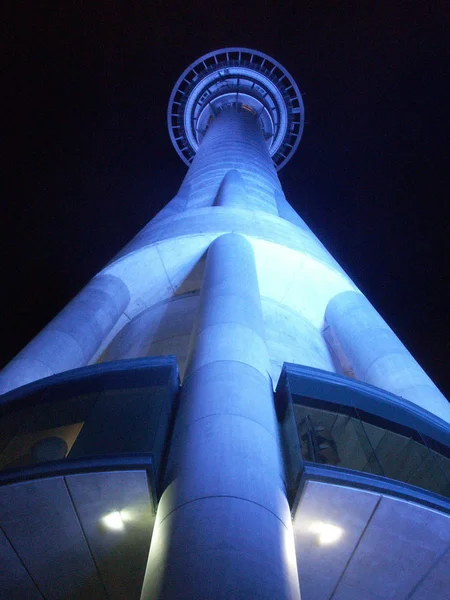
[183, 107, 281, 214]
[0, 274, 130, 394]
[214, 169, 247, 207]
[326, 291, 450, 422]
[141, 234, 300, 599]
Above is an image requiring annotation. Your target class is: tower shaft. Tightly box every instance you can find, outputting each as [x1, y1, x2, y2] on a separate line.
[142, 106, 301, 598]
[0, 47, 449, 600]
[183, 107, 280, 213]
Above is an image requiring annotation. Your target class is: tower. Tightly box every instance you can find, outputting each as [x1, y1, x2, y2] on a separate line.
[0, 47, 449, 599]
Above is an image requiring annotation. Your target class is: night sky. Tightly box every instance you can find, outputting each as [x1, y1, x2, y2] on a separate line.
[2, 2, 449, 397]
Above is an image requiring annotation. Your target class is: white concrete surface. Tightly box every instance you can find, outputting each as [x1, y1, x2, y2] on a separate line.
[213, 168, 248, 207]
[326, 291, 450, 422]
[101, 292, 334, 383]
[0, 274, 130, 394]
[3, 100, 446, 423]
[182, 108, 280, 214]
[141, 233, 300, 599]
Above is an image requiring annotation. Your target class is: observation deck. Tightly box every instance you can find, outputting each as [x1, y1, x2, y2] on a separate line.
[0, 359, 448, 599]
[168, 48, 304, 170]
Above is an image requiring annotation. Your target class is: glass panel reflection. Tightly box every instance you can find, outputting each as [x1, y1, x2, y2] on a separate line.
[292, 400, 450, 499]
[0, 361, 178, 474]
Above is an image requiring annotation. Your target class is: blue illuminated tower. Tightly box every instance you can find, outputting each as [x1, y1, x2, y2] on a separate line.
[0, 48, 449, 600]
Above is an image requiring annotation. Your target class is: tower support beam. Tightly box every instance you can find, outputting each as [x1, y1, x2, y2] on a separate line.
[214, 168, 248, 207]
[0, 274, 130, 394]
[141, 233, 300, 599]
[326, 291, 450, 421]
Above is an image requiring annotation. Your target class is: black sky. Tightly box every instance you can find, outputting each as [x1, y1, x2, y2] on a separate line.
[2, 2, 449, 396]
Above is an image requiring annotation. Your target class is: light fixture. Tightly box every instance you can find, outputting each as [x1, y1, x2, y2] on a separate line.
[118, 509, 132, 522]
[102, 511, 126, 531]
[308, 521, 343, 545]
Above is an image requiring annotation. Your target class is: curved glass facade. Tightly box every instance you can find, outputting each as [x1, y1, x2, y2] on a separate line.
[276, 363, 450, 507]
[0, 357, 179, 487]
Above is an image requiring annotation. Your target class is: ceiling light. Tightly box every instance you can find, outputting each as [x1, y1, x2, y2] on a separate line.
[308, 521, 343, 545]
[119, 509, 132, 522]
[102, 511, 125, 531]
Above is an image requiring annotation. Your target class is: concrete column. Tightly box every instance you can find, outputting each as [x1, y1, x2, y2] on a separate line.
[183, 107, 282, 214]
[214, 168, 248, 207]
[141, 234, 300, 599]
[326, 291, 450, 422]
[0, 274, 130, 394]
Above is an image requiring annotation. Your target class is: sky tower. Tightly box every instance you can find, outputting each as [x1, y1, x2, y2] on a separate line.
[0, 48, 449, 600]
